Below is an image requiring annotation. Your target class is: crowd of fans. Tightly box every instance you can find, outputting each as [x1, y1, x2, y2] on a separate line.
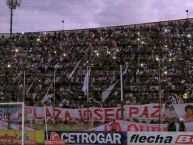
[0, 18, 193, 108]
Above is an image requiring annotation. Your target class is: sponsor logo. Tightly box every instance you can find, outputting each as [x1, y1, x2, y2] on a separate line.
[129, 134, 173, 144]
[50, 132, 60, 141]
[45, 140, 65, 145]
[128, 133, 193, 145]
[45, 132, 65, 145]
[175, 135, 193, 144]
[61, 132, 122, 144]
[47, 132, 126, 144]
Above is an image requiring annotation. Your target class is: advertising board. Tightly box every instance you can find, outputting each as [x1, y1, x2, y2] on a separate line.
[0, 130, 44, 145]
[45, 131, 127, 145]
[127, 132, 193, 145]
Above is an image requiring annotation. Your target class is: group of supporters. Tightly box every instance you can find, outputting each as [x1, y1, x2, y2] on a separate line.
[167, 119, 186, 132]
[0, 18, 193, 109]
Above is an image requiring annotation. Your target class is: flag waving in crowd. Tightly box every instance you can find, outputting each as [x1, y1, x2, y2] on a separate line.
[68, 59, 82, 79]
[101, 81, 118, 102]
[42, 83, 53, 104]
[101, 64, 129, 102]
[82, 67, 91, 95]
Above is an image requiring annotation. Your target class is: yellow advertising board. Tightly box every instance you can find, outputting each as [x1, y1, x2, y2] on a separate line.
[0, 130, 44, 144]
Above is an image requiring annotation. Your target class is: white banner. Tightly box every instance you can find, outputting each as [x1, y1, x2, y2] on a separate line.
[124, 104, 165, 119]
[94, 120, 167, 132]
[0, 105, 33, 130]
[173, 103, 193, 121]
[25, 104, 165, 123]
[91, 120, 193, 132]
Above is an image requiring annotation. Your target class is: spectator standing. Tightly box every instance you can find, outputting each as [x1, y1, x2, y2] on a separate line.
[167, 120, 176, 131]
[178, 119, 185, 131]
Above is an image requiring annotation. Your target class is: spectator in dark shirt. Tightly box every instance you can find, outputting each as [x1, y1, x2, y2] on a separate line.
[167, 120, 176, 132]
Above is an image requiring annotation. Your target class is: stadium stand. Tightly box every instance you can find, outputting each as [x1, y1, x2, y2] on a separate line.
[0, 18, 193, 109]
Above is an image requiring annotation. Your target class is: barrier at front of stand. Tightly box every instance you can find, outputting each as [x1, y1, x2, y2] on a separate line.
[45, 131, 193, 145]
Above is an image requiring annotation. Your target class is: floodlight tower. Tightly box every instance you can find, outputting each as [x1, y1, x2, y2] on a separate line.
[186, 10, 189, 19]
[6, 0, 22, 38]
[6, 0, 21, 129]
[62, 20, 64, 30]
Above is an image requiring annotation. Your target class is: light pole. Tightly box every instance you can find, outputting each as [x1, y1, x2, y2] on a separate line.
[62, 20, 64, 30]
[120, 65, 124, 120]
[5, 64, 12, 129]
[156, 56, 162, 130]
[6, 0, 21, 129]
[6, 0, 22, 38]
[186, 10, 189, 19]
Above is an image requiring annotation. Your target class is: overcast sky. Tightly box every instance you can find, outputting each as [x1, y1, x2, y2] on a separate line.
[0, 0, 192, 33]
